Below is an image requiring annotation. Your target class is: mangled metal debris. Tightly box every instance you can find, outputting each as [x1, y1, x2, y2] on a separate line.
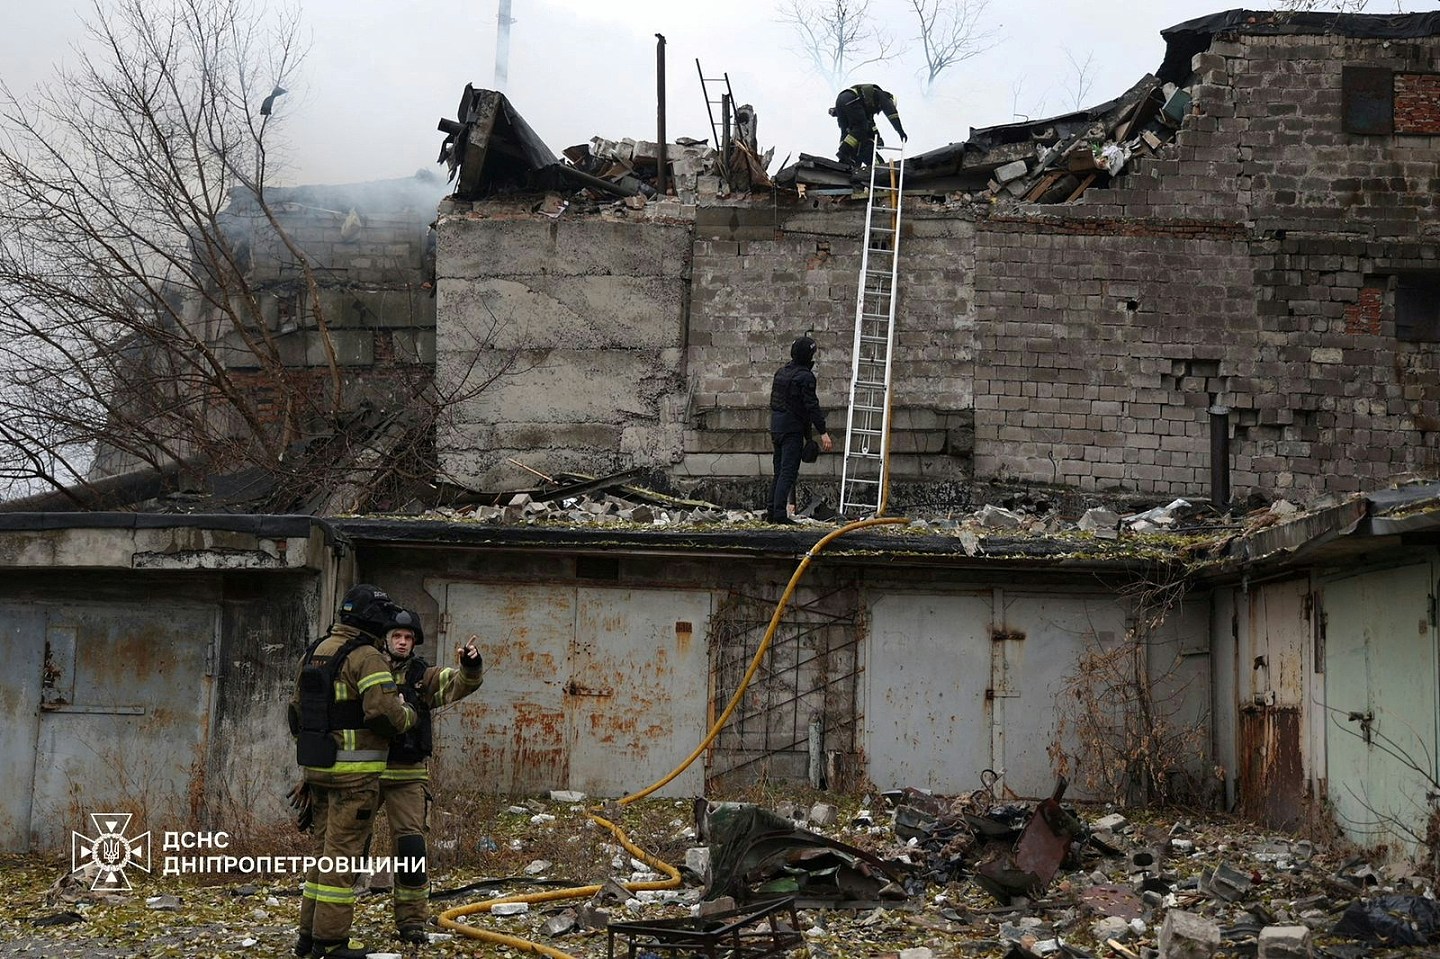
[438, 86, 772, 205]
[437, 86, 560, 198]
[975, 778, 1086, 905]
[699, 802, 909, 907]
[606, 896, 804, 959]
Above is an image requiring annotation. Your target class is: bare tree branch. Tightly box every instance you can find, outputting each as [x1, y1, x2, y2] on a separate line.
[777, 0, 899, 87]
[907, 0, 999, 94]
[1063, 48, 1096, 112]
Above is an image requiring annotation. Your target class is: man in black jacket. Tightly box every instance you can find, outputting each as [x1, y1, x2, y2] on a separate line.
[767, 335, 833, 524]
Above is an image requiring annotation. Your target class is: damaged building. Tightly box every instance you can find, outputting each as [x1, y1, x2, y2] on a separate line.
[2, 8, 1439, 882]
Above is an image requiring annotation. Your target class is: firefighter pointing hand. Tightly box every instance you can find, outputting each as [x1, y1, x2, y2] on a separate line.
[458, 635, 481, 667]
[373, 611, 485, 944]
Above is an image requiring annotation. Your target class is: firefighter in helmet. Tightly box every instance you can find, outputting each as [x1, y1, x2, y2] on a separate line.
[290, 584, 416, 959]
[830, 82, 907, 169]
[376, 606, 484, 943]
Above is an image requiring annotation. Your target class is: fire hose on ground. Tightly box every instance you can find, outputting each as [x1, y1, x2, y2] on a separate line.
[438, 515, 907, 958]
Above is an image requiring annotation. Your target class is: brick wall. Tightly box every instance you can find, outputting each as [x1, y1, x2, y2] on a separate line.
[1394, 72, 1440, 134]
[432, 29, 1440, 506]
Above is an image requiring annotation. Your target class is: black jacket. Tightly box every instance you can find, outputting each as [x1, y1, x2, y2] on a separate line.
[770, 361, 827, 436]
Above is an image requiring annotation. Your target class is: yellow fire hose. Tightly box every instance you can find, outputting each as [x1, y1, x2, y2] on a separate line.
[438, 515, 907, 957]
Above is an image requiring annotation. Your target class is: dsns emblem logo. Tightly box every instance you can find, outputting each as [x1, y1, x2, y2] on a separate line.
[72, 812, 151, 890]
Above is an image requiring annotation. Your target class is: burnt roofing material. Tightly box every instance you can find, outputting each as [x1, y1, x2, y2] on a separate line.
[1158, 9, 1440, 83]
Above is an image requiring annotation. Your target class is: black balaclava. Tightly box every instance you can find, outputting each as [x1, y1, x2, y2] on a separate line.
[790, 336, 817, 368]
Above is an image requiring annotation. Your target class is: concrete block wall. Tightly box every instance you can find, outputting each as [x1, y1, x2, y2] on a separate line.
[1080, 34, 1440, 235]
[430, 30, 1440, 504]
[1236, 34, 1440, 236]
[678, 204, 977, 499]
[210, 175, 442, 375]
[972, 220, 1253, 496]
[436, 216, 693, 488]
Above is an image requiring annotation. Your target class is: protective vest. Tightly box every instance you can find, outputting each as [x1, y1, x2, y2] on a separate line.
[388, 656, 433, 765]
[293, 636, 367, 767]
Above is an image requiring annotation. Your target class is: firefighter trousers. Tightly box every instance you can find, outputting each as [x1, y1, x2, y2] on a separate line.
[378, 778, 432, 929]
[298, 777, 380, 942]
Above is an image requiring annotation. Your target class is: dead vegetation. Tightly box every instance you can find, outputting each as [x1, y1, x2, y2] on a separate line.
[7, 787, 1437, 959]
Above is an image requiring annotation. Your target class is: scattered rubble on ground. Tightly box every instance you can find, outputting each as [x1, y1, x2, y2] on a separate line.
[407, 470, 1440, 574]
[7, 786, 1438, 959]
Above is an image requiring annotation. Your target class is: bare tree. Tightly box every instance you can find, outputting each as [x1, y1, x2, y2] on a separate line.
[777, 0, 898, 86]
[1008, 75, 1045, 123]
[1048, 574, 1212, 807]
[1063, 48, 1096, 112]
[907, 0, 999, 94]
[0, 0, 496, 511]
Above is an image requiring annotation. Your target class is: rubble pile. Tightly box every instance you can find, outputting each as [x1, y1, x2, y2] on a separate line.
[423, 469, 1317, 550]
[10, 789, 1440, 959]
[564, 135, 722, 202]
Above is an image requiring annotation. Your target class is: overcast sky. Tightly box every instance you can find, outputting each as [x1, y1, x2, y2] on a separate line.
[1, 0, 1432, 187]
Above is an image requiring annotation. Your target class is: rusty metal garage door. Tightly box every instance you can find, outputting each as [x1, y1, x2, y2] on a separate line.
[865, 592, 993, 793]
[12, 602, 217, 851]
[440, 582, 711, 797]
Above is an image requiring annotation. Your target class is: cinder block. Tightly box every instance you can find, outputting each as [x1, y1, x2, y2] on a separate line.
[1257, 925, 1311, 959]
[1159, 910, 1220, 959]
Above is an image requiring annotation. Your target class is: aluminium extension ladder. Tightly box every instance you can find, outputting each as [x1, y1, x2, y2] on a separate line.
[839, 142, 905, 518]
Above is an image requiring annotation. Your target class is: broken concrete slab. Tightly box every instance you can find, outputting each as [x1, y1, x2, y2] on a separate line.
[1257, 924, 1312, 959]
[1159, 910, 1221, 959]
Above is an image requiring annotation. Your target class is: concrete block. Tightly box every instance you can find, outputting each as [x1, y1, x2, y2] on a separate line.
[994, 159, 1029, 183]
[684, 846, 712, 883]
[698, 895, 735, 917]
[1078, 508, 1120, 533]
[808, 802, 839, 827]
[1092, 916, 1131, 941]
[1159, 910, 1220, 959]
[1257, 925, 1312, 959]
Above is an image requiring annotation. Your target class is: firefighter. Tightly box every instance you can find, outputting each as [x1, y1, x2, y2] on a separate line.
[290, 584, 416, 959]
[830, 82, 907, 169]
[377, 607, 484, 943]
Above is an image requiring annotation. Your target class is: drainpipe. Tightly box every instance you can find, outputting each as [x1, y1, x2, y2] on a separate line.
[656, 34, 668, 196]
[1209, 404, 1231, 512]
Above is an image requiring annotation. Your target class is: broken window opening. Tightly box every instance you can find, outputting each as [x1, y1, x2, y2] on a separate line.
[1396, 273, 1440, 342]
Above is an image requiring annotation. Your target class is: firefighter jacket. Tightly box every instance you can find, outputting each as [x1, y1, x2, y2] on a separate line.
[293, 624, 416, 783]
[848, 83, 904, 136]
[382, 654, 484, 783]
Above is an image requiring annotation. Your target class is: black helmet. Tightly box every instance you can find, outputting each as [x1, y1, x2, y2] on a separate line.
[338, 584, 396, 640]
[385, 607, 425, 646]
[791, 335, 817, 365]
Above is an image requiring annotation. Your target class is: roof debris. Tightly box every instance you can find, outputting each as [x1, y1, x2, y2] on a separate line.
[438, 86, 772, 206]
[775, 73, 1185, 207]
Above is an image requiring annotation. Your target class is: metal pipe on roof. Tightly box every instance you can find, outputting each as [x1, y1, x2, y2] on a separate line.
[494, 0, 514, 90]
[656, 34, 669, 196]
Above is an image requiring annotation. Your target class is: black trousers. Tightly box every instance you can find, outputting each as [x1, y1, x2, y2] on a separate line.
[834, 89, 874, 163]
[769, 432, 804, 518]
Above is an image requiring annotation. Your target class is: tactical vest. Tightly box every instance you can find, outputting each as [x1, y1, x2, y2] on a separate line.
[388, 656, 433, 765]
[293, 636, 368, 767]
